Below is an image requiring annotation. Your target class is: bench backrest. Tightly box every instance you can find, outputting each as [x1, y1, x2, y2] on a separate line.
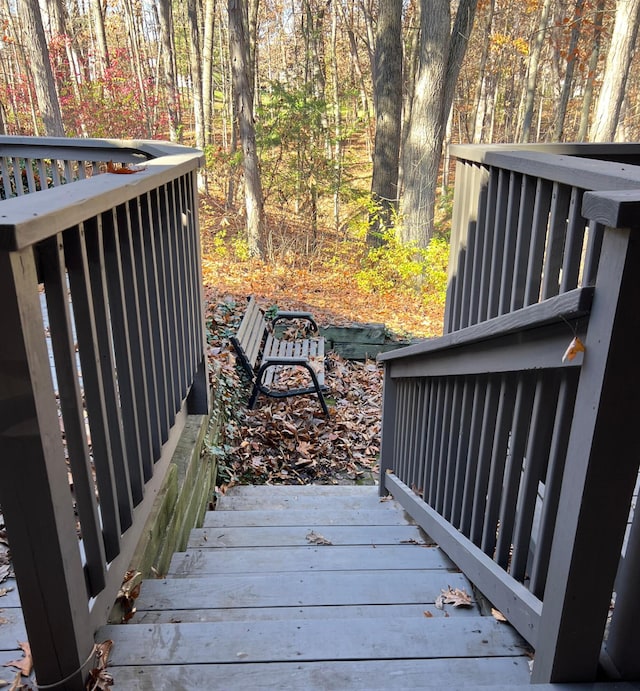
[231, 297, 268, 375]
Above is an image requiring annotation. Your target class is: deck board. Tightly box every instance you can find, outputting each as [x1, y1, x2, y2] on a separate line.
[168, 543, 456, 575]
[98, 484, 539, 689]
[188, 524, 430, 548]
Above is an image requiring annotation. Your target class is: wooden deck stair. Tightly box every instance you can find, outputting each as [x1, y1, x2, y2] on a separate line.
[98, 484, 539, 689]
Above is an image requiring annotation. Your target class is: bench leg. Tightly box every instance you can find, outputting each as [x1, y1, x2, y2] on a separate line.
[252, 362, 330, 415]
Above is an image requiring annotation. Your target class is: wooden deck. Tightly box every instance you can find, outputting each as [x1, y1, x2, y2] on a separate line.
[98, 484, 537, 689]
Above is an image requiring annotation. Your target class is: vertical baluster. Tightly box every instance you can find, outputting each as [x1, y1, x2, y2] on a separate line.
[468, 167, 492, 326]
[582, 220, 605, 287]
[157, 184, 181, 415]
[144, 189, 171, 444]
[485, 169, 507, 320]
[459, 377, 487, 532]
[541, 182, 571, 300]
[434, 378, 455, 512]
[378, 367, 397, 493]
[39, 234, 107, 593]
[469, 379, 501, 545]
[423, 380, 441, 504]
[523, 179, 553, 306]
[23, 158, 37, 192]
[443, 377, 465, 520]
[420, 379, 436, 502]
[560, 188, 586, 293]
[495, 373, 536, 569]
[101, 208, 146, 500]
[413, 379, 430, 499]
[36, 158, 48, 190]
[407, 380, 422, 491]
[63, 224, 124, 551]
[12, 157, 24, 195]
[167, 179, 188, 399]
[445, 162, 468, 333]
[510, 175, 537, 311]
[529, 372, 578, 598]
[510, 372, 558, 581]
[0, 157, 12, 197]
[130, 196, 162, 461]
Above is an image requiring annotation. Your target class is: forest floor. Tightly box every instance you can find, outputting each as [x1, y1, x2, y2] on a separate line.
[200, 196, 445, 490]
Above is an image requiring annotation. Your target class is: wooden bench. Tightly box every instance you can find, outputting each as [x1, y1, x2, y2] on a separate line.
[231, 297, 329, 415]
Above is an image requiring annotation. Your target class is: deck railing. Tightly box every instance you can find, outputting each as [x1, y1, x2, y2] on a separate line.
[0, 136, 208, 689]
[379, 143, 640, 683]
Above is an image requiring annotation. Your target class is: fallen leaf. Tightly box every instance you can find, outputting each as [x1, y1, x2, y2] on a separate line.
[423, 610, 433, 618]
[3, 641, 32, 676]
[435, 594, 445, 610]
[86, 640, 114, 690]
[439, 586, 474, 608]
[0, 588, 13, 598]
[400, 538, 423, 545]
[492, 607, 507, 622]
[305, 531, 332, 545]
[0, 565, 10, 584]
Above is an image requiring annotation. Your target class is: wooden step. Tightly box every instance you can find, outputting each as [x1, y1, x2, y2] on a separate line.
[187, 524, 430, 548]
[167, 543, 456, 575]
[97, 483, 537, 689]
[100, 615, 526, 665]
[133, 569, 474, 610]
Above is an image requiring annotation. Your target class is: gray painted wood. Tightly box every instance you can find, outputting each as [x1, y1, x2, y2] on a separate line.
[0, 607, 27, 647]
[134, 570, 472, 610]
[168, 544, 455, 575]
[107, 664, 639, 691]
[188, 524, 429, 548]
[216, 490, 394, 512]
[203, 508, 411, 527]
[130, 603, 475, 624]
[100, 615, 525, 665]
[98, 480, 535, 687]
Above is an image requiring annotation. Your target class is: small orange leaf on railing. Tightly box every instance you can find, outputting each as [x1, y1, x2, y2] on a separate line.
[106, 160, 138, 175]
[562, 336, 586, 363]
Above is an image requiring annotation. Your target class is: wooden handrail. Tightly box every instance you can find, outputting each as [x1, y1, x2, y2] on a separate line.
[0, 137, 208, 689]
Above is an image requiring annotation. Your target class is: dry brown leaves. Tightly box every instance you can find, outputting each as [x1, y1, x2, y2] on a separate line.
[435, 586, 474, 610]
[207, 297, 383, 487]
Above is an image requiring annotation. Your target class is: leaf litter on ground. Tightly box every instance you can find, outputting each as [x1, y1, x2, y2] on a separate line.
[207, 295, 383, 488]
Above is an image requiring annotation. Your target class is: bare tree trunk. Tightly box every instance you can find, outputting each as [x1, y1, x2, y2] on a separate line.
[552, 0, 584, 140]
[18, 0, 65, 136]
[400, 0, 477, 247]
[589, 0, 640, 141]
[578, 0, 605, 141]
[156, 0, 181, 141]
[369, 0, 402, 244]
[229, 0, 266, 258]
[202, 0, 217, 145]
[188, 0, 207, 191]
[471, 0, 494, 142]
[518, 0, 552, 142]
[89, 0, 109, 77]
[330, 3, 341, 233]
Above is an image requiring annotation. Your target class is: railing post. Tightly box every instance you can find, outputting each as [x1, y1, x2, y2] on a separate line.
[532, 195, 640, 682]
[378, 366, 397, 496]
[0, 248, 92, 690]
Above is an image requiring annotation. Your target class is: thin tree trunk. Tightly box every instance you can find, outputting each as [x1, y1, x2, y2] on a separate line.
[519, 0, 552, 142]
[157, 0, 181, 141]
[188, 0, 206, 191]
[577, 0, 605, 141]
[553, 0, 584, 140]
[202, 0, 216, 145]
[589, 0, 640, 141]
[369, 0, 402, 244]
[89, 0, 109, 76]
[228, 0, 266, 258]
[401, 0, 477, 247]
[471, 0, 494, 142]
[18, 0, 65, 136]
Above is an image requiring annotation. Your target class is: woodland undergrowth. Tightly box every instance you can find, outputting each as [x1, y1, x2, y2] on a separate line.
[201, 195, 448, 490]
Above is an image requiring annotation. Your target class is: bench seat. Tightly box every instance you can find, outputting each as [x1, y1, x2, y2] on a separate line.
[231, 297, 329, 415]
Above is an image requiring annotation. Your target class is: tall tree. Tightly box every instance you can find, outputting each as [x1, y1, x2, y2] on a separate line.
[400, 0, 478, 247]
[369, 0, 402, 243]
[229, 0, 266, 257]
[188, 0, 206, 190]
[156, 0, 181, 141]
[589, 0, 640, 141]
[18, 0, 65, 136]
[89, 0, 109, 77]
[202, 0, 216, 144]
[518, 0, 552, 142]
[577, 0, 605, 141]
